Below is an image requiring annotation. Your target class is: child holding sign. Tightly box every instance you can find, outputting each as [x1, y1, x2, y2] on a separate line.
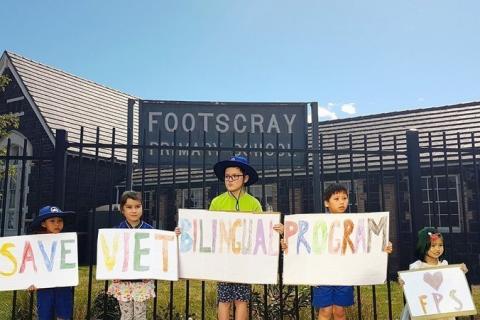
[282, 183, 393, 320]
[107, 191, 155, 320]
[28, 206, 75, 320]
[175, 156, 282, 320]
[399, 227, 468, 320]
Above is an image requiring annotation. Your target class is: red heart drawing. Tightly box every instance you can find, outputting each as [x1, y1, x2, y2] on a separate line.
[423, 271, 443, 291]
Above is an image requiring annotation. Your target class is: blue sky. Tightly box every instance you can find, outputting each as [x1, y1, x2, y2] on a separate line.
[3, 0, 480, 120]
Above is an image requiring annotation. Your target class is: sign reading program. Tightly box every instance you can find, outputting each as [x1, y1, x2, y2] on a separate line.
[139, 100, 307, 167]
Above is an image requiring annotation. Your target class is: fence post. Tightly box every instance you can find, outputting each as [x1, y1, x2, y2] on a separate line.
[406, 129, 424, 234]
[126, 98, 135, 190]
[54, 129, 68, 208]
[311, 102, 322, 212]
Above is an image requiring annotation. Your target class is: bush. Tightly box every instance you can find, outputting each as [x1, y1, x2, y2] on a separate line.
[251, 285, 310, 319]
[89, 291, 120, 320]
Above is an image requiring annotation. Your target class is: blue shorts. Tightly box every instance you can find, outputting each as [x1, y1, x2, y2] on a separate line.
[37, 286, 73, 320]
[217, 282, 251, 303]
[312, 285, 354, 308]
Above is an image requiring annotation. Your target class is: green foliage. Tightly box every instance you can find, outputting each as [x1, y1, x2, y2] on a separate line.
[0, 74, 20, 140]
[0, 74, 10, 92]
[89, 291, 120, 320]
[250, 285, 311, 319]
[0, 113, 19, 140]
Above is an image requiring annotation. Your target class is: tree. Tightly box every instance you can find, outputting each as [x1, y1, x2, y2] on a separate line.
[0, 75, 20, 184]
[0, 74, 19, 141]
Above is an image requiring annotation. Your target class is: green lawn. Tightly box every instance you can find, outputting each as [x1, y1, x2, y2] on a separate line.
[1, 267, 478, 319]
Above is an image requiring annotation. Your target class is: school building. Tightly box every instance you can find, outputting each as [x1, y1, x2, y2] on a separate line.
[0, 50, 479, 282]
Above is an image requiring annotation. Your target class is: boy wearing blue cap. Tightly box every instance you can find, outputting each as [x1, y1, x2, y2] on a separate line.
[28, 206, 75, 320]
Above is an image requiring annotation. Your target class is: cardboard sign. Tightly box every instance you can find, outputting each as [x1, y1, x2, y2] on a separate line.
[96, 229, 178, 281]
[398, 264, 477, 319]
[178, 209, 280, 284]
[283, 212, 390, 285]
[0, 233, 78, 291]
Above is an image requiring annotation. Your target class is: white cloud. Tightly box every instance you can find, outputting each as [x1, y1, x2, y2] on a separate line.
[341, 103, 356, 115]
[318, 106, 338, 120]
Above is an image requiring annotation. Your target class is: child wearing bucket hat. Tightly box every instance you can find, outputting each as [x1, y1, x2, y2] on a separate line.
[28, 206, 75, 320]
[174, 155, 283, 320]
[211, 156, 262, 320]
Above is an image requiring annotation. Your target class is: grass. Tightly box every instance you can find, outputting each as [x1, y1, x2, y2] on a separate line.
[1, 267, 478, 319]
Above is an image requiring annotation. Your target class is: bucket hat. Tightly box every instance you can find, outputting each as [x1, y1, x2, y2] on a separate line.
[29, 206, 74, 232]
[213, 156, 258, 186]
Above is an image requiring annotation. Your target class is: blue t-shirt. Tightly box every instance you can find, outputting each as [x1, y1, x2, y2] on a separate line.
[118, 220, 153, 229]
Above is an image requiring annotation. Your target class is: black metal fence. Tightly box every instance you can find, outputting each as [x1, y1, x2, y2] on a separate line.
[1, 127, 478, 319]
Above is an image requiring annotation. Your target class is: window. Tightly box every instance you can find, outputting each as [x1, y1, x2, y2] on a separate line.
[0, 131, 32, 236]
[249, 184, 274, 210]
[422, 175, 461, 232]
[181, 188, 204, 209]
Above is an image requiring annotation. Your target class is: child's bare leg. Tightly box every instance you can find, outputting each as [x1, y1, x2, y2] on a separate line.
[218, 302, 231, 320]
[332, 305, 346, 320]
[234, 300, 248, 320]
[318, 306, 333, 320]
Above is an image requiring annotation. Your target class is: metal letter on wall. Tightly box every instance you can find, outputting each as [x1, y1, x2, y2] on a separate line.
[139, 100, 307, 168]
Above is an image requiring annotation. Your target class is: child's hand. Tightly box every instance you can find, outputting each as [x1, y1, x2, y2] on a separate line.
[174, 227, 181, 237]
[460, 263, 468, 274]
[383, 241, 393, 254]
[27, 285, 37, 292]
[273, 223, 284, 235]
[280, 239, 288, 253]
[398, 277, 405, 287]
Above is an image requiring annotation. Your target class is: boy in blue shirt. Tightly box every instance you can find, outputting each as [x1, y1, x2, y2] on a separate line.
[315, 183, 393, 320]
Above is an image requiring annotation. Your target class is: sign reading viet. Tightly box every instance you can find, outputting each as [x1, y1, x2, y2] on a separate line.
[96, 229, 178, 281]
[139, 100, 307, 168]
[283, 212, 389, 286]
[0, 233, 78, 291]
[398, 265, 477, 319]
[178, 209, 280, 284]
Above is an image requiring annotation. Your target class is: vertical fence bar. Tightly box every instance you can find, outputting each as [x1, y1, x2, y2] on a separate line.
[153, 128, 162, 320]
[275, 132, 284, 320]
[126, 99, 135, 189]
[201, 130, 206, 320]
[380, 135, 393, 320]
[72, 127, 84, 317]
[349, 134, 355, 213]
[185, 131, 191, 319]
[442, 132, 455, 258]
[10, 140, 28, 320]
[86, 127, 101, 319]
[103, 128, 116, 316]
[1, 139, 11, 237]
[406, 130, 424, 234]
[54, 129, 67, 207]
[428, 133, 437, 228]
[261, 132, 268, 320]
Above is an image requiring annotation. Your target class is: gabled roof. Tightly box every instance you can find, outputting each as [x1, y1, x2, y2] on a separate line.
[1, 51, 138, 160]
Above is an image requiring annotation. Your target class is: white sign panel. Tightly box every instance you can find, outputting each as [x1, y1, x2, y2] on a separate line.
[283, 212, 389, 285]
[0, 233, 78, 291]
[96, 229, 178, 281]
[178, 209, 280, 284]
[398, 265, 477, 319]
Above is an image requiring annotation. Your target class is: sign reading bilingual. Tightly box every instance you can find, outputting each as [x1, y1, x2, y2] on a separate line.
[398, 265, 477, 319]
[138, 100, 307, 167]
[282, 212, 389, 286]
[0, 233, 78, 291]
[178, 209, 280, 284]
[96, 229, 178, 281]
